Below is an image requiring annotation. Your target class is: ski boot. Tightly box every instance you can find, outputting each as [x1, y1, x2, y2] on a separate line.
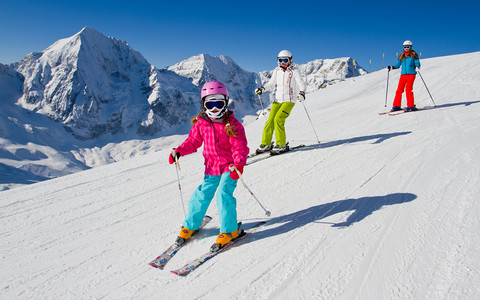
[405, 106, 418, 112]
[390, 106, 402, 112]
[256, 142, 273, 154]
[210, 223, 244, 252]
[175, 226, 196, 246]
[271, 143, 290, 155]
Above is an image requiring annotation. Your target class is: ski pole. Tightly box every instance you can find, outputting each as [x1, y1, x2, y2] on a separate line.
[173, 154, 186, 218]
[256, 94, 268, 121]
[301, 101, 321, 144]
[417, 69, 437, 107]
[231, 166, 271, 217]
[384, 69, 390, 107]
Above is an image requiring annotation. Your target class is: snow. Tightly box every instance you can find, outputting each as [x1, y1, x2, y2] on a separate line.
[1, 51, 480, 299]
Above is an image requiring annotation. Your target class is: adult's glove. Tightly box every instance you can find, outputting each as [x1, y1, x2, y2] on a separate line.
[298, 91, 306, 102]
[387, 66, 395, 71]
[168, 149, 180, 164]
[229, 165, 244, 180]
[255, 87, 265, 95]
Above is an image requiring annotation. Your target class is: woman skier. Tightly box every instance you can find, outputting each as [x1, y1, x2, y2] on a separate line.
[169, 81, 249, 252]
[255, 50, 306, 154]
[388, 40, 421, 112]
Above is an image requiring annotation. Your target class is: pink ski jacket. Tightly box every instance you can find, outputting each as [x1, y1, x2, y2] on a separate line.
[176, 111, 249, 176]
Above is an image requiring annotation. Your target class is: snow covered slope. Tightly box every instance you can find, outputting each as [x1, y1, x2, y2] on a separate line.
[1, 52, 479, 299]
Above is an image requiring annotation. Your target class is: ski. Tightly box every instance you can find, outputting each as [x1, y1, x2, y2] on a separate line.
[247, 151, 269, 159]
[379, 109, 397, 115]
[247, 144, 306, 165]
[170, 221, 267, 276]
[388, 106, 435, 116]
[379, 106, 434, 116]
[149, 215, 212, 270]
[379, 109, 403, 115]
[247, 142, 275, 158]
[270, 144, 306, 156]
[388, 110, 407, 115]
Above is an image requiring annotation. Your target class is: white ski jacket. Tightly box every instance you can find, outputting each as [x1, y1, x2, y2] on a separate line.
[263, 65, 306, 103]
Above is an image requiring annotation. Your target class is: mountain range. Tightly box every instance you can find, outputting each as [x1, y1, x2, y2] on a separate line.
[0, 26, 366, 190]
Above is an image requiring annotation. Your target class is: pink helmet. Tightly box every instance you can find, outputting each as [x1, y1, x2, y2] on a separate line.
[201, 81, 229, 100]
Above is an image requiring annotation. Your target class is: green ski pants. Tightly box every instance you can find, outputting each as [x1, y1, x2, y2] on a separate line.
[261, 101, 295, 147]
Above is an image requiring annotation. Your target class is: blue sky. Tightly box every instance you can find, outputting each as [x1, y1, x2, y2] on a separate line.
[1, 0, 478, 73]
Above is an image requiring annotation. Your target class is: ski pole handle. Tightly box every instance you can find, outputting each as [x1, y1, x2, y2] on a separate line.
[174, 154, 181, 172]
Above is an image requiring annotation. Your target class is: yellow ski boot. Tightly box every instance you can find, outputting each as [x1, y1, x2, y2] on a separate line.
[210, 223, 244, 252]
[175, 227, 196, 246]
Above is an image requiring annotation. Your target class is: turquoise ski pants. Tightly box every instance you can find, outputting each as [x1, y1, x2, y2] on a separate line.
[183, 172, 238, 233]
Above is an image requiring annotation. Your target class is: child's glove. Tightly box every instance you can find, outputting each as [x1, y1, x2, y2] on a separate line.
[169, 149, 180, 164]
[229, 165, 244, 180]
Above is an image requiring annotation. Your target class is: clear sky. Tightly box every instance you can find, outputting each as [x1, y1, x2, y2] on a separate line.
[1, 0, 479, 73]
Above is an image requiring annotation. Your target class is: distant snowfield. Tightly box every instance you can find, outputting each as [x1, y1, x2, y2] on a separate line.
[1, 52, 480, 299]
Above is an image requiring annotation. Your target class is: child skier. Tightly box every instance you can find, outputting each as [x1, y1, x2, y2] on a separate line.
[255, 50, 306, 154]
[169, 81, 249, 252]
[388, 40, 421, 112]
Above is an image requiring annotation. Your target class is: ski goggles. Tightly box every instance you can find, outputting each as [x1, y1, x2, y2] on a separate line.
[278, 58, 289, 63]
[403, 46, 411, 49]
[204, 99, 226, 110]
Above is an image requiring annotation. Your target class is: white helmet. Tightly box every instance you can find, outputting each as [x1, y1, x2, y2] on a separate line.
[278, 49, 292, 59]
[403, 40, 413, 47]
[277, 50, 292, 66]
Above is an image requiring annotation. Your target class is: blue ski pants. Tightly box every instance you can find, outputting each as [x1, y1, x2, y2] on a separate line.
[183, 172, 238, 233]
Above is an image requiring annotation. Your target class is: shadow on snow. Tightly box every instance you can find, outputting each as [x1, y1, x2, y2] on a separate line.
[246, 192, 417, 242]
[432, 99, 480, 109]
[301, 131, 412, 152]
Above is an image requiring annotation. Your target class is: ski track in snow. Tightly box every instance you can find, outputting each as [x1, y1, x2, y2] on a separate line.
[1, 52, 480, 299]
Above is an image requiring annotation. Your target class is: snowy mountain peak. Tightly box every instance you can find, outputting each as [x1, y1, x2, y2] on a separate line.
[14, 27, 157, 140]
[167, 53, 259, 114]
[168, 53, 243, 87]
[77, 25, 103, 38]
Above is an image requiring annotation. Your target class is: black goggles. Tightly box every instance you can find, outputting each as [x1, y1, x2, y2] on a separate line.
[204, 100, 226, 110]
